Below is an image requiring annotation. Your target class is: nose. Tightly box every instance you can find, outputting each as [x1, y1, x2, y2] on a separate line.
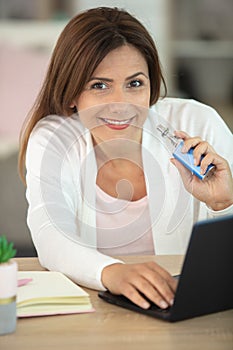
[110, 86, 127, 104]
[107, 102, 128, 114]
[106, 87, 130, 113]
[107, 102, 130, 118]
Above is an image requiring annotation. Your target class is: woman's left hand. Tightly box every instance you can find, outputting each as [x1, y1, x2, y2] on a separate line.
[170, 131, 233, 211]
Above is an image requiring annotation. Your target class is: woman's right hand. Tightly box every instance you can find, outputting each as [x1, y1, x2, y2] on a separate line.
[101, 262, 177, 309]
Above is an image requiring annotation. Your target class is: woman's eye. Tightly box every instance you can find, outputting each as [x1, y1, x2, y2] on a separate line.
[90, 81, 108, 89]
[128, 79, 142, 88]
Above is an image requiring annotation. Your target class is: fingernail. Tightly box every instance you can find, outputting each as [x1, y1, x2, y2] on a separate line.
[160, 300, 169, 309]
[142, 301, 150, 309]
[200, 167, 205, 175]
[170, 299, 174, 306]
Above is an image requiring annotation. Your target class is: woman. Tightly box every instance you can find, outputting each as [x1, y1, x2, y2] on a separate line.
[19, 7, 233, 310]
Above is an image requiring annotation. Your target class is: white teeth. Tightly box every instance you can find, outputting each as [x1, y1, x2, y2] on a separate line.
[102, 118, 131, 125]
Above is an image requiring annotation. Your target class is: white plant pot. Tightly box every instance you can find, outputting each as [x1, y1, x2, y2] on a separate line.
[0, 259, 18, 335]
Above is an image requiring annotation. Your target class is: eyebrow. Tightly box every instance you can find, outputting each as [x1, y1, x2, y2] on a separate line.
[88, 71, 149, 82]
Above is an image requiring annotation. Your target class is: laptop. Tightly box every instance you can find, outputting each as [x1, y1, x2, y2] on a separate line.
[98, 215, 233, 322]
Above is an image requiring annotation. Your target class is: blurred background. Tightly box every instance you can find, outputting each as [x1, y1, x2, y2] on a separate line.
[0, 0, 232, 257]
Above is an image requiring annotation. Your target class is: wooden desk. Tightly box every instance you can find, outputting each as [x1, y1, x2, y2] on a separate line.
[1, 256, 233, 350]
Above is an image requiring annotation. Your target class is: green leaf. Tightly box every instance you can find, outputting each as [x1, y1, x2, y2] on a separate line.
[0, 235, 16, 263]
[2, 236, 7, 251]
[1, 254, 11, 263]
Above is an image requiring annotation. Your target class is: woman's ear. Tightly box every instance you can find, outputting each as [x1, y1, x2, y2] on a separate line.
[69, 102, 78, 113]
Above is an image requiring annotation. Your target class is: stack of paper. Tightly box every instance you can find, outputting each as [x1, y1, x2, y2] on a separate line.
[17, 271, 94, 317]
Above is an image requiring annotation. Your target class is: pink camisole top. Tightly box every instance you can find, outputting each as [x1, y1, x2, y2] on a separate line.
[96, 185, 155, 256]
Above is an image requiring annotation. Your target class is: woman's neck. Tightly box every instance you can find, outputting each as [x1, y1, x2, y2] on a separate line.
[92, 135, 143, 169]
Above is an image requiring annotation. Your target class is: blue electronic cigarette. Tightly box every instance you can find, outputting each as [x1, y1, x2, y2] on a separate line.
[156, 124, 215, 180]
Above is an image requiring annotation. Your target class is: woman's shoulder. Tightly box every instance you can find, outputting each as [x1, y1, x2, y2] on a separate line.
[28, 114, 89, 150]
[26, 114, 91, 175]
[32, 114, 86, 138]
[153, 97, 217, 116]
[148, 97, 232, 162]
[27, 114, 89, 161]
[151, 97, 228, 133]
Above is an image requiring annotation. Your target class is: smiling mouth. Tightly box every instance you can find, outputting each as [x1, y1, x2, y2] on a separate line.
[103, 118, 131, 125]
[100, 116, 134, 126]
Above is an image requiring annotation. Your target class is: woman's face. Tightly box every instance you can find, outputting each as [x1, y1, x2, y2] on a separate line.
[73, 44, 150, 144]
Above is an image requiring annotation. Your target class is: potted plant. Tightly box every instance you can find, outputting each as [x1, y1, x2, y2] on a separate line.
[0, 236, 17, 335]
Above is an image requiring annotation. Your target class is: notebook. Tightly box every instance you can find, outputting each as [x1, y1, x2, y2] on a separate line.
[17, 271, 94, 317]
[98, 215, 233, 322]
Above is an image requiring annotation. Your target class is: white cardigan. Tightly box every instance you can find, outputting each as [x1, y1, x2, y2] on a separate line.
[25, 98, 233, 290]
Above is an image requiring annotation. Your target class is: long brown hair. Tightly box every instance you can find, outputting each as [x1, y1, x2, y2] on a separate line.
[18, 6, 167, 182]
